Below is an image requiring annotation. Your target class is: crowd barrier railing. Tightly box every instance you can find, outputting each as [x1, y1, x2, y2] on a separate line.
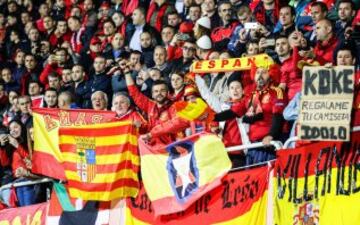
[0, 178, 53, 192]
[226, 141, 283, 171]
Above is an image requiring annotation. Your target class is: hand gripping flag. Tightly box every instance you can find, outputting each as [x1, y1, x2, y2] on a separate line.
[58, 121, 139, 201]
[139, 132, 232, 216]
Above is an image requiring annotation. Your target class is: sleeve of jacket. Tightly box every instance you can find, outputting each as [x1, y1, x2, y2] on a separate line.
[127, 84, 152, 113]
[39, 63, 56, 85]
[283, 92, 301, 121]
[150, 117, 190, 138]
[195, 75, 223, 113]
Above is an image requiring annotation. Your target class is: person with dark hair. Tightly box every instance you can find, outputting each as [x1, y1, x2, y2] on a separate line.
[169, 71, 185, 102]
[39, 48, 70, 88]
[124, 64, 178, 144]
[146, 0, 176, 32]
[335, 0, 356, 39]
[71, 64, 91, 108]
[127, 7, 161, 51]
[8, 119, 38, 206]
[304, 1, 328, 45]
[170, 38, 197, 73]
[140, 31, 156, 68]
[87, 55, 112, 107]
[202, 0, 221, 28]
[215, 65, 286, 165]
[42, 88, 58, 108]
[211, 1, 239, 51]
[273, 5, 296, 37]
[276, 35, 302, 101]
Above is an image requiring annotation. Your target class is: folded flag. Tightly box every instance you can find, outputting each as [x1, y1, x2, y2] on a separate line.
[32, 108, 116, 180]
[139, 132, 231, 216]
[59, 121, 139, 201]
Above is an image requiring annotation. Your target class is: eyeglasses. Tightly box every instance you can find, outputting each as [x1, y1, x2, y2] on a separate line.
[183, 46, 196, 51]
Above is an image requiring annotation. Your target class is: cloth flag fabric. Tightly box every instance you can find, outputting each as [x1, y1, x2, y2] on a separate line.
[125, 165, 270, 225]
[139, 132, 232, 216]
[58, 121, 139, 201]
[274, 131, 360, 225]
[32, 108, 116, 180]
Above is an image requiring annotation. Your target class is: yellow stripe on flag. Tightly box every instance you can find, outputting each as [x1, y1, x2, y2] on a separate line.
[214, 191, 268, 225]
[194, 135, 231, 186]
[33, 113, 62, 161]
[140, 153, 172, 200]
[274, 166, 360, 225]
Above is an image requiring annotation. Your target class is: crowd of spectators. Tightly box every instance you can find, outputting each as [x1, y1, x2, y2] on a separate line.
[0, 0, 359, 209]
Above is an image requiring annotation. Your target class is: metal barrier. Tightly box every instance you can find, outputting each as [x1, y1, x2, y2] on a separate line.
[226, 141, 283, 171]
[226, 140, 283, 153]
[283, 136, 299, 149]
[0, 178, 53, 192]
[353, 126, 360, 132]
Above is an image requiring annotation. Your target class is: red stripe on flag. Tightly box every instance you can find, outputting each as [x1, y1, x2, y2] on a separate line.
[67, 178, 139, 192]
[32, 151, 66, 180]
[63, 160, 140, 174]
[58, 125, 135, 137]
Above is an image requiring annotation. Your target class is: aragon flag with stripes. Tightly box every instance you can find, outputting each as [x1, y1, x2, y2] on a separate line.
[58, 121, 140, 201]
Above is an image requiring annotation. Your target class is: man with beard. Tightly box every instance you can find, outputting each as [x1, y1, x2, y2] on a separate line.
[215, 65, 286, 165]
[124, 64, 177, 145]
[71, 64, 91, 108]
[211, 1, 238, 51]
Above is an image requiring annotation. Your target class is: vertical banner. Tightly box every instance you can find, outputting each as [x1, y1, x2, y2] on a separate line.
[125, 165, 269, 225]
[274, 132, 360, 225]
[298, 66, 354, 141]
[0, 202, 47, 224]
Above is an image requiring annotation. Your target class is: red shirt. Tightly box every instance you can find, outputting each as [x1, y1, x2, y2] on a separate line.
[314, 36, 339, 65]
[11, 144, 30, 176]
[232, 86, 286, 141]
[128, 85, 177, 144]
[280, 53, 302, 100]
[221, 99, 245, 147]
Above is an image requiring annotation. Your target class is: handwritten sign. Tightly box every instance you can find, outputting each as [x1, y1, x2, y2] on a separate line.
[190, 54, 274, 73]
[298, 66, 354, 141]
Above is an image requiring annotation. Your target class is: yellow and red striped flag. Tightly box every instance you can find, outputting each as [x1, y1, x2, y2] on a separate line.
[32, 108, 116, 180]
[58, 121, 139, 201]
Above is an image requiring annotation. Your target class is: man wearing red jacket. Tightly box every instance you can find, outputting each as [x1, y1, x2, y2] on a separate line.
[39, 48, 69, 88]
[124, 65, 177, 145]
[313, 19, 339, 65]
[276, 35, 302, 100]
[215, 65, 286, 165]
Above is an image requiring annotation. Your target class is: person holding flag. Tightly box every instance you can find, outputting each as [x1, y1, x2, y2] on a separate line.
[215, 63, 286, 165]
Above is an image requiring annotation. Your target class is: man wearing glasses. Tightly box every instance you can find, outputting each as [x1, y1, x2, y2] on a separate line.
[211, 1, 239, 51]
[171, 38, 197, 74]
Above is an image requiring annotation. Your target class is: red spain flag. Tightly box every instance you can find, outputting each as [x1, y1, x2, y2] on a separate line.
[58, 121, 139, 201]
